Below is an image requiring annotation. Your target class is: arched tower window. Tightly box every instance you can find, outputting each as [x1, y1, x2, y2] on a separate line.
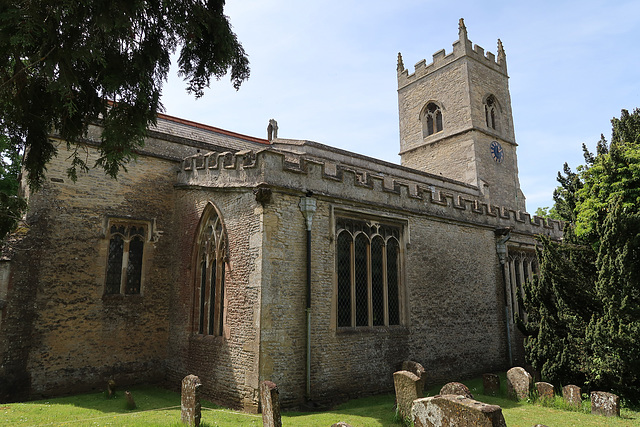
[485, 95, 499, 130]
[194, 204, 228, 336]
[422, 102, 443, 137]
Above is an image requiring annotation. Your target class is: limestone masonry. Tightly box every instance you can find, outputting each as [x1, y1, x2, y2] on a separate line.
[0, 20, 561, 410]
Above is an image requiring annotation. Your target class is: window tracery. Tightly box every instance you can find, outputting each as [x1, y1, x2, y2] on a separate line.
[485, 95, 498, 130]
[336, 217, 402, 328]
[194, 204, 228, 336]
[506, 250, 537, 322]
[422, 102, 443, 137]
[105, 222, 147, 295]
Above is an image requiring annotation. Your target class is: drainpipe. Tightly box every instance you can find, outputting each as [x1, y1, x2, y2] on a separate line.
[495, 227, 513, 367]
[299, 194, 316, 401]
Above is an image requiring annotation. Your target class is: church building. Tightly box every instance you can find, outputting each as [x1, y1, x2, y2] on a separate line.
[0, 20, 562, 410]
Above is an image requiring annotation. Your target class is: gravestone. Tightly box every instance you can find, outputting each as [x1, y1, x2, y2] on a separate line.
[482, 374, 500, 396]
[562, 384, 582, 408]
[506, 367, 532, 400]
[402, 360, 426, 387]
[260, 380, 282, 427]
[125, 390, 136, 410]
[411, 395, 506, 427]
[181, 375, 202, 427]
[393, 370, 423, 421]
[440, 382, 473, 398]
[107, 379, 116, 398]
[535, 382, 554, 400]
[591, 391, 620, 417]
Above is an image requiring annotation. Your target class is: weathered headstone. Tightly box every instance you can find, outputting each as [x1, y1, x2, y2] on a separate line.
[260, 380, 282, 427]
[482, 373, 500, 396]
[562, 384, 581, 408]
[535, 382, 554, 400]
[591, 391, 620, 417]
[440, 382, 473, 398]
[330, 423, 353, 427]
[411, 395, 506, 427]
[506, 367, 532, 400]
[393, 370, 423, 421]
[125, 390, 136, 410]
[181, 374, 202, 427]
[402, 360, 426, 387]
[107, 379, 116, 398]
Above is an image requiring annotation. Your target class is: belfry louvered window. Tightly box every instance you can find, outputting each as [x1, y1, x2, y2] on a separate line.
[336, 218, 402, 328]
[105, 222, 147, 295]
[194, 204, 228, 336]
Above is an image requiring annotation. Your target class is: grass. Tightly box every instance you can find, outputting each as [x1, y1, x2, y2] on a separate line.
[1, 378, 639, 426]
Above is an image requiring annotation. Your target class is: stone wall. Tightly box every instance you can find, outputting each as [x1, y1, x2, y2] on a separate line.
[197, 146, 547, 407]
[165, 188, 263, 412]
[0, 142, 177, 399]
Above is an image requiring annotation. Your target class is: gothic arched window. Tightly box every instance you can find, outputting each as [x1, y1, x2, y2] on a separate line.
[485, 95, 498, 130]
[105, 222, 147, 295]
[336, 217, 403, 328]
[194, 204, 228, 336]
[422, 102, 443, 137]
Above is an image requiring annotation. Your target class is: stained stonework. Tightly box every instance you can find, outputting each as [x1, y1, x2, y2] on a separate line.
[562, 385, 582, 408]
[591, 391, 620, 417]
[411, 395, 506, 427]
[482, 373, 500, 396]
[260, 380, 282, 427]
[535, 382, 554, 400]
[181, 375, 202, 426]
[394, 370, 423, 420]
[402, 360, 426, 388]
[440, 382, 473, 398]
[506, 367, 532, 400]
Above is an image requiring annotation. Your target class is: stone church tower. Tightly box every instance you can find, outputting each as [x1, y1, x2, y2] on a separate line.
[397, 19, 526, 211]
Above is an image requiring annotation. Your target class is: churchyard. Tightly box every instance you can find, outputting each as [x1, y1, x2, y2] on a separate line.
[2, 370, 639, 426]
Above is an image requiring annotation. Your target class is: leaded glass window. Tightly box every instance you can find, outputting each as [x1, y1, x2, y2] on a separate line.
[105, 222, 147, 295]
[336, 217, 402, 328]
[194, 204, 228, 337]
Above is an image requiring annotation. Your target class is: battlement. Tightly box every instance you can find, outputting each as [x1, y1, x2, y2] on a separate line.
[397, 18, 507, 89]
[177, 149, 563, 239]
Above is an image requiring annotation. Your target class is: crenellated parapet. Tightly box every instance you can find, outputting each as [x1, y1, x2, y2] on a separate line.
[397, 18, 507, 90]
[177, 149, 562, 239]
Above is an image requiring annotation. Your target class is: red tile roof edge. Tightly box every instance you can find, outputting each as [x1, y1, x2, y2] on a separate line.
[156, 112, 270, 145]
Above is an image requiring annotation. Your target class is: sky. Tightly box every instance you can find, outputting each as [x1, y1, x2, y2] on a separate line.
[161, 0, 640, 213]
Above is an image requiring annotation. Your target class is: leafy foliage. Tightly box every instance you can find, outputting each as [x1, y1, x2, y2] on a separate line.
[521, 108, 640, 403]
[0, 134, 26, 240]
[0, 0, 249, 189]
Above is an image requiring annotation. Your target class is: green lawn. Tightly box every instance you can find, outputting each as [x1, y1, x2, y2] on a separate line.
[1, 380, 639, 426]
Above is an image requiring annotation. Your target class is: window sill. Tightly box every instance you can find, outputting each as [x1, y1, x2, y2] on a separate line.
[190, 334, 225, 343]
[102, 294, 143, 303]
[335, 325, 409, 336]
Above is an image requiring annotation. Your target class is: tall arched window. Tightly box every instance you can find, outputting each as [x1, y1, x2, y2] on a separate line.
[422, 102, 443, 137]
[485, 95, 498, 130]
[336, 217, 402, 328]
[194, 204, 228, 336]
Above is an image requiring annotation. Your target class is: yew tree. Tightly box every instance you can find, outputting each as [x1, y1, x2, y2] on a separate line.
[521, 108, 640, 403]
[0, 0, 249, 190]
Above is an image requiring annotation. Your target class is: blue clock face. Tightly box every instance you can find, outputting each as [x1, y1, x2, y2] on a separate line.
[490, 141, 504, 163]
